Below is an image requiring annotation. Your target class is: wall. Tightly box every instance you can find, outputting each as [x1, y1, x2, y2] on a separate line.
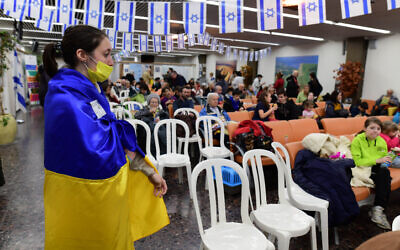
[362, 33, 400, 100]
[257, 41, 346, 95]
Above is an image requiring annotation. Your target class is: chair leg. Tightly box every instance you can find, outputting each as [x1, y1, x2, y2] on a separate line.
[178, 168, 183, 184]
[178, 140, 182, 154]
[185, 163, 193, 199]
[319, 209, 329, 250]
[276, 234, 290, 250]
[309, 218, 317, 250]
[334, 227, 340, 245]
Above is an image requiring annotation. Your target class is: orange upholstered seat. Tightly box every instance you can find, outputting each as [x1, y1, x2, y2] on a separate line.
[321, 118, 348, 136]
[361, 99, 375, 115]
[345, 117, 367, 135]
[227, 111, 250, 122]
[390, 168, 400, 191]
[288, 119, 320, 142]
[265, 120, 293, 144]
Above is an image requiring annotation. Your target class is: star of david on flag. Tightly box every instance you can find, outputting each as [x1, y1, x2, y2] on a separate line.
[148, 2, 170, 35]
[183, 2, 206, 34]
[340, 0, 371, 19]
[197, 33, 204, 45]
[85, 0, 104, 29]
[177, 34, 185, 50]
[115, 1, 135, 33]
[249, 51, 254, 61]
[225, 46, 231, 59]
[218, 42, 225, 54]
[139, 34, 148, 52]
[219, 0, 243, 33]
[28, 0, 43, 20]
[123, 33, 134, 52]
[298, 0, 326, 26]
[56, 0, 75, 25]
[1, 0, 27, 21]
[36, 7, 55, 31]
[187, 34, 195, 47]
[257, 0, 283, 30]
[255, 51, 259, 61]
[106, 29, 118, 49]
[153, 35, 162, 53]
[165, 35, 173, 52]
[210, 38, 218, 51]
[233, 48, 238, 59]
[243, 51, 249, 62]
[387, 0, 400, 10]
[203, 32, 210, 46]
[239, 50, 244, 61]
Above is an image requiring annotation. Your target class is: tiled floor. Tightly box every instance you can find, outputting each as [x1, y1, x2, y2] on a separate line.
[1, 107, 399, 249]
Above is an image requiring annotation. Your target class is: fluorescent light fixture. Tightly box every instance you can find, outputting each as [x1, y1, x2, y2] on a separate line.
[282, 0, 301, 7]
[271, 32, 324, 41]
[325, 21, 391, 34]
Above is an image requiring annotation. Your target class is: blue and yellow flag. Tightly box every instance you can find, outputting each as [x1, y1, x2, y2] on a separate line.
[44, 68, 169, 249]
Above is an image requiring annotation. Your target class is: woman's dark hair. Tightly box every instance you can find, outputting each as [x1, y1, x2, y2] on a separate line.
[43, 25, 107, 77]
[276, 88, 286, 96]
[330, 90, 341, 103]
[365, 117, 383, 130]
[303, 100, 314, 109]
[101, 80, 110, 93]
[161, 86, 171, 96]
[309, 72, 317, 79]
[258, 91, 270, 107]
[276, 72, 283, 79]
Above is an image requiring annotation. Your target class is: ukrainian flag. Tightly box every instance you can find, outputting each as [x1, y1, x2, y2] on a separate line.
[44, 69, 169, 249]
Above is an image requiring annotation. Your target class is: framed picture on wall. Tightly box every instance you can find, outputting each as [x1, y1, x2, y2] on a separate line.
[275, 55, 318, 87]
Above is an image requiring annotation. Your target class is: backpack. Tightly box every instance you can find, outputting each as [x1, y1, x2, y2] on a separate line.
[234, 120, 273, 152]
[174, 113, 196, 137]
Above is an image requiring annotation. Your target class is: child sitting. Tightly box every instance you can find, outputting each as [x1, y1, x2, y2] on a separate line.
[302, 100, 317, 119]
[380, 121, 400, 168]
[351, 117, 392, 229]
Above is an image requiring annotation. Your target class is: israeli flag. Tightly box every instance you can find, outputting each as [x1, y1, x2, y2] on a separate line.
[197, 33, 204, 44]
[36, 7, 55, 31]
[85, 0, 104, 29]
[56, 0, 75, 25]
[177, 34, 185, 49]
[123, 33, 133, 52]
[139, 34, 148, 52]
[340, 0, 371, 19]
[257, 0, 283, 30]
[183, 2, 206, 34]
[219, 0, 243, 33]
[1, 0, 27, 21]
[27, 0, 44, 20]
[255, 51, 259, 61]
[62, 19, 78, 35]
[233, 48, 238, 59]
[106, 29, 118, 49]
[187, 34, 195, 47]
[244, 51, 249, 62]
[249, 51, 254, 61]
[165, 35, 173, 52]
[13, 51, 26, 113]
[153, 35, 162, 52]
[148, 2, 170, 35]
[387, 0, 400, 10]
[267, 47, 272, 55]
[115, 1, 135, 33]
[298, 0, 326, 26]
[203, 32, 210, 46]
[239, 50, 243, 61]
[210, 38, 218, 51]
[218, 42, 225, 54]
[225, 46, 231, 58]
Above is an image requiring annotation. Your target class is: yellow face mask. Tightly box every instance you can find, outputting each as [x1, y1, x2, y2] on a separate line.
[85, 57, 113, 83]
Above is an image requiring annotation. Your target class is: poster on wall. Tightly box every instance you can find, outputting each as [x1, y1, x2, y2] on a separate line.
[216, 60, 237, 82]
[25, 55, 39, 105]
[275, 56, 318, 87]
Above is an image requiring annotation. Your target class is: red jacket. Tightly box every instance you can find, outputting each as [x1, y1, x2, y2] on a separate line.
[274, 78, 284, 90]
[380, 133, 400, 151]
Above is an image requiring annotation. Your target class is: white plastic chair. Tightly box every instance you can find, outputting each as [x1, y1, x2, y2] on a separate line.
[196, 116, 233, 161]
[154, 119, 192, 198]
[109, 102, 120, 110]
[393, 215, 400, 231]
[174, 108, 200, 153]
[191, 159, 275, 250]
[119, 89, 129, 99]
[124, 101, 143, 111]
[272, 142, 329, 250]
[243, 149, 317, 250]
[113, 107, 132, 120]
[126, 119, 157, 166]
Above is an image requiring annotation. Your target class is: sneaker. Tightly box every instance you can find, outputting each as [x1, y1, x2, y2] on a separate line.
[369, 206, 392, 230]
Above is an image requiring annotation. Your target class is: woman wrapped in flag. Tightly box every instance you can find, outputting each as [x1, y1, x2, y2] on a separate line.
[42, 25, 169, 249]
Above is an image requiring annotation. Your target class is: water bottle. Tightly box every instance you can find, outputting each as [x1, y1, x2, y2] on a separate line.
[382, 161, 391, 168]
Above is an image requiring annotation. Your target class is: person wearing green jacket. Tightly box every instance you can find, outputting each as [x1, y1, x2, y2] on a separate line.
[351, 117, 392, 230]
[296, 85, 310, 104]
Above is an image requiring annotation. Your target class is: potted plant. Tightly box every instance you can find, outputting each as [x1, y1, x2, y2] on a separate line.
[333, 61, 364, 101]
[0, 31, 17, 145]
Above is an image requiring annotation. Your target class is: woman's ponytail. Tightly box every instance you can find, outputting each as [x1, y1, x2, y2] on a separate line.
[43, 43, 59, 78]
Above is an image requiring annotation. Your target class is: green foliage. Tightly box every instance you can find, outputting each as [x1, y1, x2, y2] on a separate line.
[1, 116, 9, 127]
[0, 32, 17, 77]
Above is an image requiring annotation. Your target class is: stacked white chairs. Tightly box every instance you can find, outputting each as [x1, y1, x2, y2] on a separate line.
[393, 215, 400, 231]
[126, 119, 157, 166]
[243, 149, 317, 250]
[154, 119, 192, 198]
[113, 107, 131, 120]
[271, 142, 329, 250]
[191, 159, 275, 250]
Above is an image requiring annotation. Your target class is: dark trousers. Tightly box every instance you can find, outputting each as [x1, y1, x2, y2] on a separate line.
[371, 165, 392, 208]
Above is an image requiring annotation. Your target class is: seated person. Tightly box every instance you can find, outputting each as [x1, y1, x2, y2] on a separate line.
[252, 91, 277, 122]
[215, 85, 224, 104]
[301, 92, 318, 110]
[350, 100, 369, 117]
[130, 82, 149, 104]
[160, 86, 176, 110]
[268, 86, 278, 103]
[373, 89, 399, 115]
[325, 90, 349, 118]
[275, 89, 301, 120]
[238, 83, 247, 99]
[200, 93, 231, 146]
[135, 94, 169, 156]
[302, 100, 317, 119]
[152, 77, 162, 91]
[296, 85, 310, 104]
[246, 85, 256, 98]
[125, 80, 137, 97]
[203, 82, 214, 97]
[380, 121, 400, 168]
[223, 89, 244, 112]
[102, 80, 119, 104]
[173, 85, 194, 112]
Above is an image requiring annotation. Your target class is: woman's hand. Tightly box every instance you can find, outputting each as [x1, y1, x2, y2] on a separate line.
[376, 156, 392, 164]
[148, 173, 168, 197]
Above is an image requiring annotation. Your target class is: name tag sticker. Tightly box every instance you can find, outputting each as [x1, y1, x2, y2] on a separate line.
[90, 100, 106, 119]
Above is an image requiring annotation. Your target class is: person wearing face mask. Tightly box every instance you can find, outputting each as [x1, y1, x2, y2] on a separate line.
[42, 25, 169, 249]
